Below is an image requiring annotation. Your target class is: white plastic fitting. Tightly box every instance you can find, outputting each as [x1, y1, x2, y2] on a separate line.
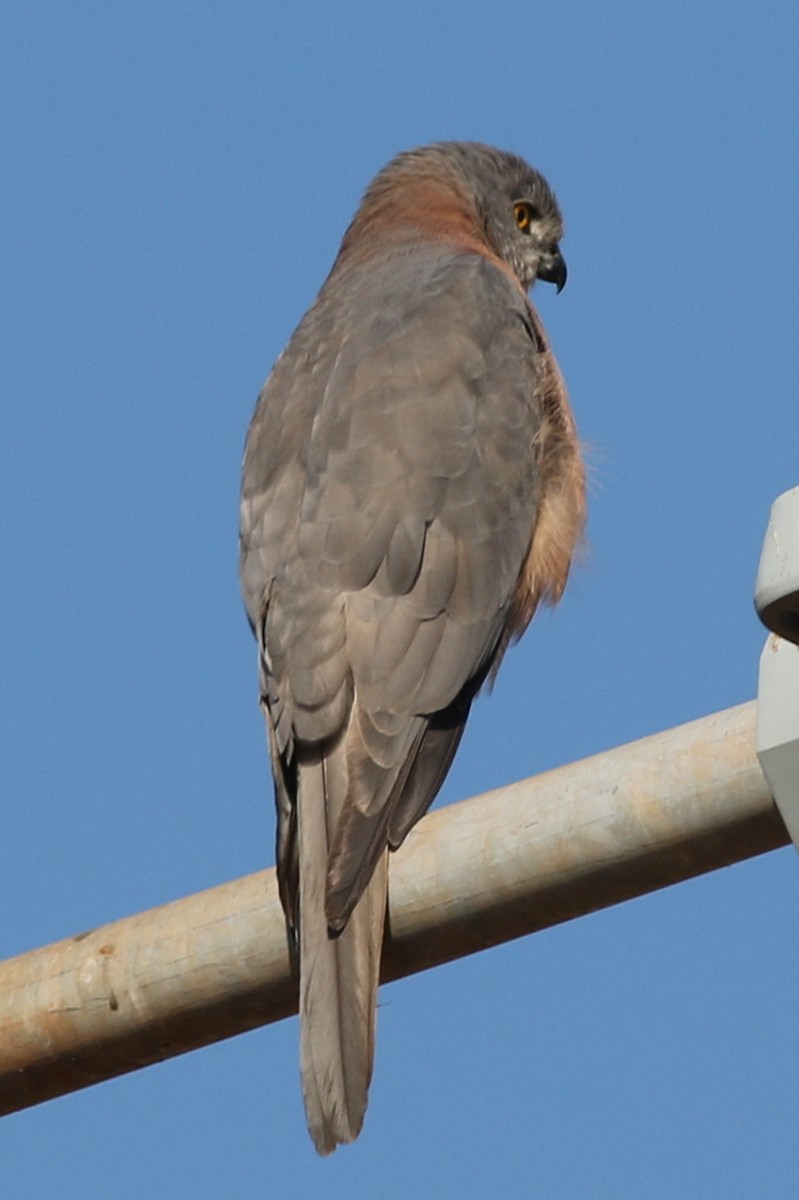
[756, 486, 799, 850]
[755, 485, 799, 646]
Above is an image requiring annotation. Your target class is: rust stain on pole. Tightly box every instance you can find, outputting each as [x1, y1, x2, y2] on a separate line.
[0, 702, 788, 1117]
[0, 871, 295, 1116]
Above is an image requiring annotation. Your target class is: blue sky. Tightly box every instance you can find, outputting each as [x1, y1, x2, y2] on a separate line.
[3, 3, 799, 1196]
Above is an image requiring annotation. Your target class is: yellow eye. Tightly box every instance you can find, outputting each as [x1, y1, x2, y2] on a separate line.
[514, 202, 539, 232]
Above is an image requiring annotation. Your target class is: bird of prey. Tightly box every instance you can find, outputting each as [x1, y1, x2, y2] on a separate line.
[239, 141, 585, 1154]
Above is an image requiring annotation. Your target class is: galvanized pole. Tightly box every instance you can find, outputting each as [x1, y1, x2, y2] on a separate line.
[0, 701, 786, 1117]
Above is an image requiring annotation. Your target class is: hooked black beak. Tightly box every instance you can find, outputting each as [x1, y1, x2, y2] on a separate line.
[537, 246, 567, 293]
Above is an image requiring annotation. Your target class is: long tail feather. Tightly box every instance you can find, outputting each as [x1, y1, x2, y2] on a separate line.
[297, 754, 388, 1154]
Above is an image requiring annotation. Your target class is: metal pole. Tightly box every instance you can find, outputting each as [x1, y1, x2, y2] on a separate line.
[0, 701, 787, 1116]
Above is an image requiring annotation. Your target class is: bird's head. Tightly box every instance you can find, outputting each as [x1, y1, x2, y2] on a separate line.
[340, 141, 566, 295]
[447, 142, 566, 293]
